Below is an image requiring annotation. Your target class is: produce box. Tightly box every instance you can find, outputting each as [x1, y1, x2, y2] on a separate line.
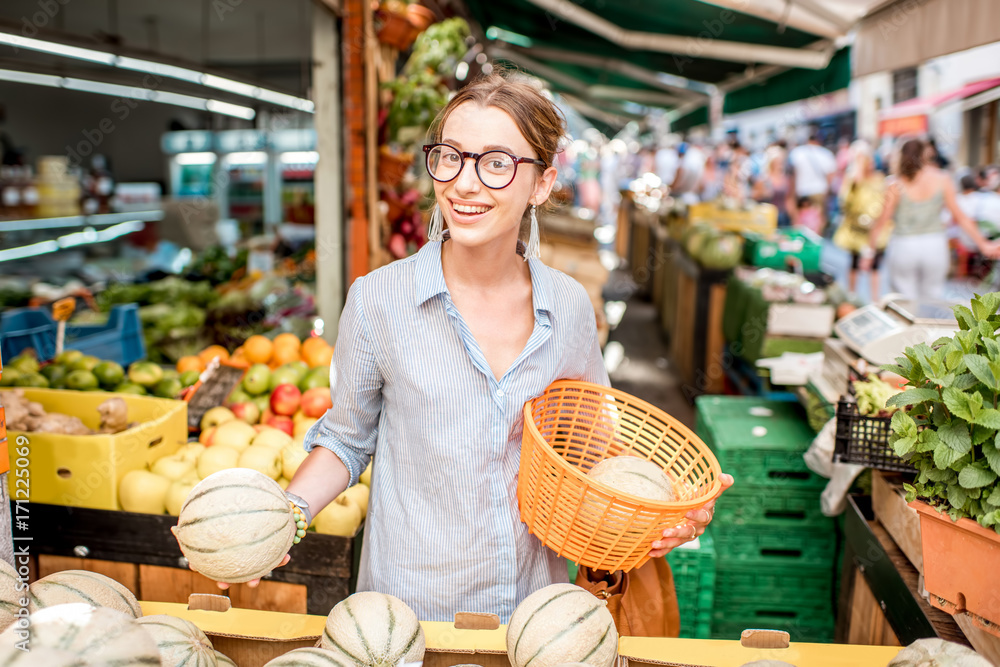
[743, 229, 823, 273]
[713, 487, 830, 529]
[667, 532, 715, 640]
[6, 388, 186, 509]
[0, 304, 145, 366]
[686, 201, 778, 235]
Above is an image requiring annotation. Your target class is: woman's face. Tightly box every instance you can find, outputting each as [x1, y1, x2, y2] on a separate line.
[434, 103, 556, 252]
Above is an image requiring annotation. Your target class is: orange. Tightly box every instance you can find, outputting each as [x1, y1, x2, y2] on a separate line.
[303, 342, 334, 369]
[198, 345, 230, 365]
[176, 356, 205, 374]
[271, 345, 301, 367]
[272, 333, 301, 351]
[243, 335, 274, 364]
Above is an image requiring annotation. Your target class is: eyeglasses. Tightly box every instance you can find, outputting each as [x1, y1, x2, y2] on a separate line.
[423, 143, 546, 190]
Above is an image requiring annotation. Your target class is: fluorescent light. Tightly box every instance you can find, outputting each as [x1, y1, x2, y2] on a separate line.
[0, 220, 146, 261]
[280, 151, 319, 164]
[175, 152, 218, 165]
[225, 151, 267, 165]
[485, 26, 534, 48]
[0, 30, 314, 112]
[0, 68, 255, 119]
[0, 32, 116, 65]
[0, 240, 60, 262]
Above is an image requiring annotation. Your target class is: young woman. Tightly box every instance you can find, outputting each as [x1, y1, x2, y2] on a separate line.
[204, 74, 733, 623]
[832, 140, 887, 301]
[865, 139, 1000, 299]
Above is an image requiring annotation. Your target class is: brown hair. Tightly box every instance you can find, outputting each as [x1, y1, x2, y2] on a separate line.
[899, 138, 925, 181]
[429, 71, 566, 173]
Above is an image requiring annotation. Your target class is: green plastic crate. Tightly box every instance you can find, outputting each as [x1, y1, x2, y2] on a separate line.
[714, 487, 832, 529]
[695, 396, 826, 491]
[714, 561, 834, 610]
[667, 532, 716, 640]
[743, 229, 822, 272]
[712, 614, 835, 644]
[713, 525, 837, 568]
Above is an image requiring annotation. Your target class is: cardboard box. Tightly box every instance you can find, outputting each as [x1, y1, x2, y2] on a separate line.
[621, 636, 902, 666]
[6, 388, 186, 509]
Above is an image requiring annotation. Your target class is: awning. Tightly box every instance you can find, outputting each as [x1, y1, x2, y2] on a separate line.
[854, 0, 1000, 78]
[723, 48, 851, 115]
[877, 77, 1000, 135]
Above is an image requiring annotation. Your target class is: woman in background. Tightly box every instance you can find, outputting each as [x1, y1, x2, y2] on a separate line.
[833, 141, 887, 302]
[751, 145, 791, 226]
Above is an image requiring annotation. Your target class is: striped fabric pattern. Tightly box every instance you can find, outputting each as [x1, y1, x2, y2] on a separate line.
[304, 240, 608, 622]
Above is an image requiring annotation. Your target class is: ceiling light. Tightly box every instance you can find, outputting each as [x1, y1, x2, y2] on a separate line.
[225, 151, 268, 165]
[280, 151, 319, 164]
[175, 152, 218, 165]
[0, 32, 115, 65]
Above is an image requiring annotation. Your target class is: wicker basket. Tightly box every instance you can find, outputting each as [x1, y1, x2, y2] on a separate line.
[518, 380, 724, 572]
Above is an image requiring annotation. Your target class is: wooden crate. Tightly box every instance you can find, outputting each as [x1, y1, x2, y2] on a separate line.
[671, 249, 730, 400]
[22, 502, 359, 615]
[872, 471, 923, 573]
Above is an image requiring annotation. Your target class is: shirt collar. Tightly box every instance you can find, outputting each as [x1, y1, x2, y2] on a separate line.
[413, 239, 554, 317]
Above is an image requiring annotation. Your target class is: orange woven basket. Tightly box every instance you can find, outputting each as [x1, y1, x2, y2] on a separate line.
[518, 380, 723, 572]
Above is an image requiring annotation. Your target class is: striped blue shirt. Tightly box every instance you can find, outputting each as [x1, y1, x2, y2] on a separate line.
[304, 239, 608, 622]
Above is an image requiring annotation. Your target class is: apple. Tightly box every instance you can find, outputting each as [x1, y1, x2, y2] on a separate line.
[198, 426, 216, 446]
[176, 443, 206, 462]
[196, 446, 240, 479]
[200, 406, 236, 431]
[226, 388, 252, 406]
[238, 445, 282, 480]
[270, 384, 302, 417]
[252, 395, 271, 419]
[230, 401, 261, 425]
[341, 483, 370, 516]
[119, 470, 172, 514]
[269, 366, 301, 392]
[292, 410, 307, 424]
[314, 493, 363, 536]
[300, 387, 332, 418]
[151, 454, 196, 482]
[281, 444, 309, 479]
[212, 420, 257, 453]
[276, 477, 290, 490]
[266, 415, 295, 437]
[252, 427, 294, 450]
[165, 479, 198, 516]
[293, 418, 317, 439]
[242, 363, 272, 396]
[359, 462, 372, 486]
[299, 367, 330, 391]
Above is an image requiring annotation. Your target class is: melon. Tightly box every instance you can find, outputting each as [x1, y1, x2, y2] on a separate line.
[264, 647, 352, 666]
[0, 603, 160, 665]
[29, 570, 142, 618]
[172, 468, 297, 583]
[587, 456, 676, 502]
[506, 583, 618, 667]
[0, 645, 86, 666]
[889, 638, 991, 666]
[215, 651, 238, 667]
[320, 591, 424, 667]
[0, 558, 26, 632]
[697, 232, 744, 270]
[137, 614, 217, 667]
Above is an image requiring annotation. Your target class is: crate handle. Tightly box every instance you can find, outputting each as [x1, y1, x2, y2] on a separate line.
[188, 594, 231, 612]
[740, 629, 789, 649]
[760, 549, 803, 559]
[767, 471, 811, 481]
[764, 510, 806, 520]
[148, 436, 163, 448]
[57, 468, 72, 479]
[454, 612, 500, 630]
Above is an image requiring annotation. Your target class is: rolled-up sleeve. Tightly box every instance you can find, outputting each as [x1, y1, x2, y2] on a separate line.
[303, 277, 383, 486]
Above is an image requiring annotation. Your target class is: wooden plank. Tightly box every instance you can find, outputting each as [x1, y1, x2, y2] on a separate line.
[224, 581, 307, 614]
[847, 568, 901, 646]
[703, 282, 728, 395]
[954, 612, 1000, 665]
[872, 471, 923, 573]
[38, 555, 139, 595]
[673, 270, 696, 386]
[138, 564, 226, 604]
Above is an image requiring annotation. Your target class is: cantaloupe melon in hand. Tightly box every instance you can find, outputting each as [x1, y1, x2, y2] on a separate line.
[587, 456, 675, 502]
[0, 603, 160, 665]
[172, 468, 297, 583]
[264, 647, 350, 666]
[507, 583, 618, 667]
[29, 570, 142, 618]
[137, 614, 217, 667]
[0, 559, 25, 632]
[320, 591, 425, 667]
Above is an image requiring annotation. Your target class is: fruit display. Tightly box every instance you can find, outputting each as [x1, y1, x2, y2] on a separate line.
[683, 224, 745, 270]
[506, 583, 618, 667]
[29, 570, 142, 618]
[587, 455, 677, 502]
[320, 591, 425, 667]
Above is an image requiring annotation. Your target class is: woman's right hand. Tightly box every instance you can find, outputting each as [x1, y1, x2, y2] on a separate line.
[187, 553, 292, 590]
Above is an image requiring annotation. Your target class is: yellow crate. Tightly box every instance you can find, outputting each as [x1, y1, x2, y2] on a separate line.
[6, 388, 186, 510]
[686, 201, 778, 235]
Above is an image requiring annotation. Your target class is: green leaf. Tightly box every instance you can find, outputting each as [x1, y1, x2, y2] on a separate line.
[981, 510, 998, 527]
[952, 373, 980, 391]
[975, 408, 1000, 429]
[972, 292, 1000, 320]
[983, 337, 1000, 359]
[909, 344, 937, 378]
[891, 435, 917, 457]
[915, 429, 939, 453]
[926, 467, 955, 483]
[954, 304, 977, 330]
[964, 354, 1000, 391]
[935, 441, 966, 468]
[986, 486, 1000, 507]
[902, 483, 917, 502]
[948, 484, 970, 510]
[938, 421, 973, 454]
[950, 454, 972, 472]
[980, 320, 996, 340]
[973, 424, 996, 445]
[959, 465, 999, 489]
[886, 388, 939, 408]
[985, 439, 1000, 476]
[890, 410, 917, 438]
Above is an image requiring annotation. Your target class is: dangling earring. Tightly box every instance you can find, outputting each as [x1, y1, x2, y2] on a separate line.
[524, 204, 540, 261]
[427, 204, 444, 242]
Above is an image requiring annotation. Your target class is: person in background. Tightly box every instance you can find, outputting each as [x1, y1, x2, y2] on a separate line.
[722, 139, 751, 204]
[751, 145, 791, 227]
[795, 196, 822, 235]
[865, 139, 1000, 300]
[832, 140, 887, 302]
[671, 138, 707, 203]
[655, 136, 680, 190]
[788, 130, 837, 234]
[925, 138, 950, 170]
[953, 174, 990, 250]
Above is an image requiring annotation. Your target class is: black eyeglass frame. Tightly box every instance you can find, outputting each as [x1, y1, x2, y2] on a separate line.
[422, 143, 547, 190]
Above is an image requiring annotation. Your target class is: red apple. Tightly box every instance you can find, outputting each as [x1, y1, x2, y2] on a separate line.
[230, 401, 261, 425]
[270, 384, 302, 416]
[266, 415, 295, 437]
[198, 426, 216, 446]
[301, 387, 333, 418]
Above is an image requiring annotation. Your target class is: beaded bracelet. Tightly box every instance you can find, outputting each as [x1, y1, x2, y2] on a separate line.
[290, 502, 309, 544]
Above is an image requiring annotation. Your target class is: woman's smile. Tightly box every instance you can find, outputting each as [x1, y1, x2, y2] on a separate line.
[449, 198, 494, 223]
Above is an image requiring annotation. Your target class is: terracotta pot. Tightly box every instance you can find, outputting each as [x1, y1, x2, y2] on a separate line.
[377, 149, 412, 188]
[405, 4, 436, 32]
[910, 499, 1000, 637]
[375, 9, 417, 51]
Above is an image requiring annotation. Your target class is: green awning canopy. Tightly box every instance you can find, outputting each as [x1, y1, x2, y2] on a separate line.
[723, 47, 851, 115]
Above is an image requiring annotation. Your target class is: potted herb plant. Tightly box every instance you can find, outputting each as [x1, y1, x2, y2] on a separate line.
[886, 291, 1000, 637]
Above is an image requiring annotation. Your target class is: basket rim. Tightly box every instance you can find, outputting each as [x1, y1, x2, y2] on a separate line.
[522, 379, 724, 510]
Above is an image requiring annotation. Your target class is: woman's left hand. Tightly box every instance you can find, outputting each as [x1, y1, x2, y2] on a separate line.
[649, 473, 734, 558]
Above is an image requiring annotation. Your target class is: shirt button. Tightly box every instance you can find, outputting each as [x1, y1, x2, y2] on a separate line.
[496, 389, 504, 397]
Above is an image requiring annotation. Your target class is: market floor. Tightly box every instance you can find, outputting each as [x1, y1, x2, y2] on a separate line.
[602, 268, 696, 429]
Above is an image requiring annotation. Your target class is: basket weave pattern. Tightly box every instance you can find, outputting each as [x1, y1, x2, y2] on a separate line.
[518, 381, 723, 572]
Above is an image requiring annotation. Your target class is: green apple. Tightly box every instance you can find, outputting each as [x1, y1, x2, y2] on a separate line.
[269, 366, 301, 392]
[242, 363, 271, 396]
